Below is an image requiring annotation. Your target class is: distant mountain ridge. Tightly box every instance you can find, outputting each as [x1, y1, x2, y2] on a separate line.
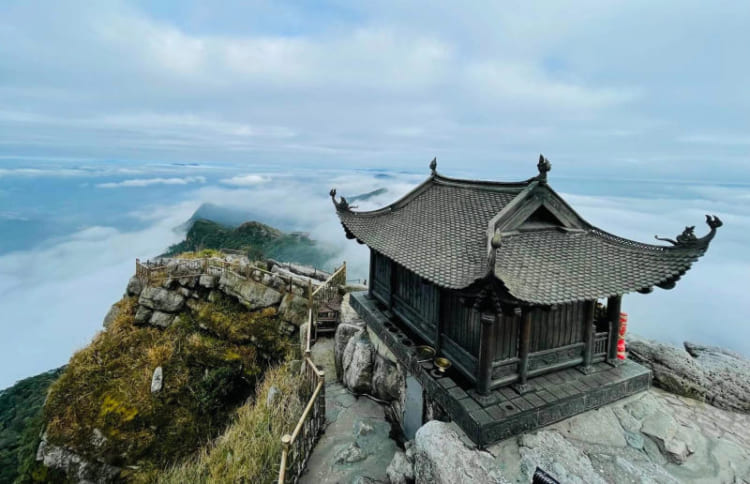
[165, 218, 337, 270]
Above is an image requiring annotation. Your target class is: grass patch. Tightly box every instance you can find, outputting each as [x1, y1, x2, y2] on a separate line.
[157, 364, 305, 484]
[42, 294, 295, 478]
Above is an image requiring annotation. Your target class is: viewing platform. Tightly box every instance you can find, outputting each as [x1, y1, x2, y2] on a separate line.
[350, 291, 651, 446]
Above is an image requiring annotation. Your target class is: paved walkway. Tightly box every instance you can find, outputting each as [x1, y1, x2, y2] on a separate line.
[300, 337, 398, 484]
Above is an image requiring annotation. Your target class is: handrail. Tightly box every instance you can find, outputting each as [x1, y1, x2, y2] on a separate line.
[277, 262, 345, 484]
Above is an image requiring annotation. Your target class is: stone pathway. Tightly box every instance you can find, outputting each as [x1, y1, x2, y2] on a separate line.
[300, 337, 398, 484]
[487, 388, 750, 483]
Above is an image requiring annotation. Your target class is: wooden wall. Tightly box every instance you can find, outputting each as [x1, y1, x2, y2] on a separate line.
[370, 250, 391, 305]
[529, 303, 586, 353]
[391, 263, 439, 344]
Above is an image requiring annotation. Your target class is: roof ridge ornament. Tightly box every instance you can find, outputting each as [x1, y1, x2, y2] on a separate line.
[654, 214, 723, 248]
[329, 188, 353, 212]
[536, 154, 551, 184]
[429, 157, 437, 176]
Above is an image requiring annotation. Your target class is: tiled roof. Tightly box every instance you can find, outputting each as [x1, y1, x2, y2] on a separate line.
[335, 170, 719, 304]
[336, 175, 525, 288]
[493, 229, 705, 304]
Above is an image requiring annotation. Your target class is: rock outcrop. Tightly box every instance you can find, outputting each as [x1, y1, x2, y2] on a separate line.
[629, 334, 750, 413]
[412, 421, 509, 484]
[488, 388, 750, 483]
[36, 435, 120, 484]
[342, 330, 376, 394]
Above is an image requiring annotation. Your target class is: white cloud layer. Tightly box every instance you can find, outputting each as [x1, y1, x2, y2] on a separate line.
[220, 174, 270, 186]
[97, 176, 206, 188]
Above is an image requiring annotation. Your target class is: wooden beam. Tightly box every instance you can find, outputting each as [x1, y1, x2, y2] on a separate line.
[607, 295, 622, 364]
[476, 311, 498, 395]
[581, 300, 596, 373]
[516, 306, 533, 393]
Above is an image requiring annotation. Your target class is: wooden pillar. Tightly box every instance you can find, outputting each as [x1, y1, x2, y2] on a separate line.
[607, 295, 622, 364]
[516, 306, 533, 393]
[368, 250, 375, 298]
[477, 311, 498, 395]
[581, 300, 596, 373]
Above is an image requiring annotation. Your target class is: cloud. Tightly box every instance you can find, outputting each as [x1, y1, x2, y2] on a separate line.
[8, 1, 749, 180]
[0, 199, 197, 389]
[96, 176, 206, 188]
[220, 174, 270, 186]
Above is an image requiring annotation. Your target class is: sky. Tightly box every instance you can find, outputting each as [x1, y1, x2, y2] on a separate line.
[0, 1, 749, 388]
[1, 0, 749, 181]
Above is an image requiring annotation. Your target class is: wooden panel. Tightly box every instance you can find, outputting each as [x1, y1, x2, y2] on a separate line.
[391, 263, 439, 344]
[371, 251, 392, 305]
[529, 302, 586, 353]
[494, 311, 519, 361]
[440, 291, 481, 356]
[441, 335, 477, 383]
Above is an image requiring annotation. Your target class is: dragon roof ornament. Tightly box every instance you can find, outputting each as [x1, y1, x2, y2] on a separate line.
[655, 215, 723, 249]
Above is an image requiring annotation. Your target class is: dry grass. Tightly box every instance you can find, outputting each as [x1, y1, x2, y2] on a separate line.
[42, 294, 294, 476]
[157, 365, 305, 484]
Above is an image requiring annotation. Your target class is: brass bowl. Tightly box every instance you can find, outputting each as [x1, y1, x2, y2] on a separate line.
[434, 357, 452, 373]
[415, 345, 436, 361]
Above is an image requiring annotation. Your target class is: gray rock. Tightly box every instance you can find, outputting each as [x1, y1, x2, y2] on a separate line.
[91, 428, 107, 449]
[199, 274, 217, 289]
[334, 441, 367, 464]
[219, 271, 282, 309]
[267, 386, 281, 407]
[335, 320, 365, 380]
[640, 410, 691, 464]
[518, 430, 606, 484]
[149, 311, 175, 328]
[342, 330, 375, 394]
[102, 303, 121, 329]
[36, 434, 121, 483]
[386, 449, 414, 484]
[133, 306, 152, 325]
[413, 421, 509, 484]
[126, 275, 144, 297]
[151, 366, 163, 393]
[207, 290, 222, 303]
[177, 287, 192, 298]
[138, 287, 185, 313]
[372, 354, 405, 403]
[629, 335, 750, 413]
[278, 293, 309, 327]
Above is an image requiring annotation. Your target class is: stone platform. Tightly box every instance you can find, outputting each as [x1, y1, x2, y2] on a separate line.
[350, 291, 651, 447]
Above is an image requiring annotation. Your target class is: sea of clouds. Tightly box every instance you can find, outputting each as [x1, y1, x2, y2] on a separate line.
[0, 165, 748, 389]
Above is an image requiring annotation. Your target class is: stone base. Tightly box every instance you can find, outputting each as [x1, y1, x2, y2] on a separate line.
[350, 291, 652, 447]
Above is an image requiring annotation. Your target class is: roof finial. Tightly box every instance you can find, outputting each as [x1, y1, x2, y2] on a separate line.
[329, 188, 351, 212]
[429, 157, 437, 176]
[654, 214, 723, 249]
[537, 154, 551, 184]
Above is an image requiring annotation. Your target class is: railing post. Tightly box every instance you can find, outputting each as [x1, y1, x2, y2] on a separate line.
[279, 434, 292, 484]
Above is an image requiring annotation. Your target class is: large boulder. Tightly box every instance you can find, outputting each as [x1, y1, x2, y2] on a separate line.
[126, 275, 144, 297]
[36, 435, 121, 483]
[219, 271, 283, 310]
[629, 335, 750, 413]
[278, 293, 309, 327]
[518, 430, 607, 484]
[138, 287, 185, 313]
[149, 311, 176, 329]
[102, 303, 121, 329]
[386, 448, 414, 484]
[413, 421, 509, 484]
[372, 354, 405, 402]
[335, 320, 365, 380]
[342, 330, 375, 394]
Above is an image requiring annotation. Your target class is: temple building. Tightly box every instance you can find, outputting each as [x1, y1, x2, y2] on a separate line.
[331, 156, 721, 444]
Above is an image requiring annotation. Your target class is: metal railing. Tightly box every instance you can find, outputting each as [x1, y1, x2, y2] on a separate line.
[593, 331, 608, 360]
[277, 263, 346, 484]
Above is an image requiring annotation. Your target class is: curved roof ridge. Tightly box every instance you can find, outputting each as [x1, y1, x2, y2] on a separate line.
[330, 170, 530, 217]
